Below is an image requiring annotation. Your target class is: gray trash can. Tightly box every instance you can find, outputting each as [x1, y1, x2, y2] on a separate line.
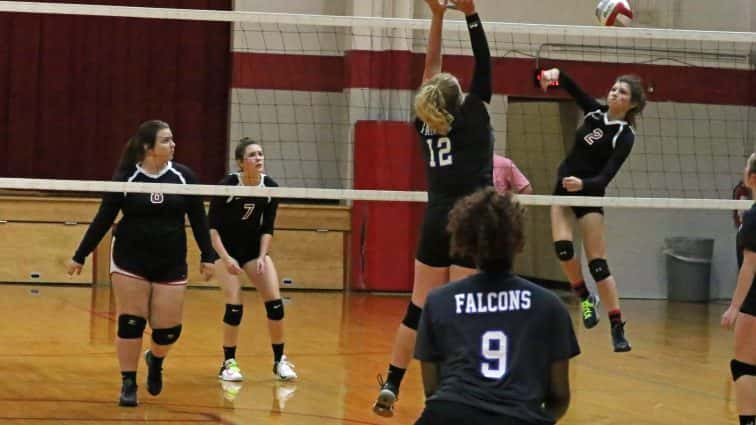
[663, 237, 714, 302]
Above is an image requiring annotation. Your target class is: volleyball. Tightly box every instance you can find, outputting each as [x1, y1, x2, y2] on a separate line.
[596, 0, 633, 27]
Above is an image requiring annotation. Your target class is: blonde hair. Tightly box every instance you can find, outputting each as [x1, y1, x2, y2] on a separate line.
[415, 73, 461, 135]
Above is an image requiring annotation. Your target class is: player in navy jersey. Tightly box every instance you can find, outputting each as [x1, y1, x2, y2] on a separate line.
[538, 68, 646, 352]
[374, 0, 493, 416]
[65, 120, 218, 407]
[414, 187, 579, 425]
[722, 154, 756, 425]
[208, 138, 297, 386]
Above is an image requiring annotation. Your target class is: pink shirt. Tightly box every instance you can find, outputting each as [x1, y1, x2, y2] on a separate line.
[493, 154, 531, 193]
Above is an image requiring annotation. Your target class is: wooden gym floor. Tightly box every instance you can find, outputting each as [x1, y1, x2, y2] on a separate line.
[0, 284, 741, 424]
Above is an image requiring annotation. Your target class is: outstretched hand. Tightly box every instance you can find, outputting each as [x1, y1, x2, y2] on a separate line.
[424, 0, 447, 15]
[452, 0, 476, 16]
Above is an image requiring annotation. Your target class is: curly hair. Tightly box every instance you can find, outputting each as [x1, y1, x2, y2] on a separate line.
[447, 187, 525, 273]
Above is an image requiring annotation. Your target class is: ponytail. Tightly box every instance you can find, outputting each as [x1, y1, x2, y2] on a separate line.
[116, 120, 170, 174]
[414, 73, 461, 136]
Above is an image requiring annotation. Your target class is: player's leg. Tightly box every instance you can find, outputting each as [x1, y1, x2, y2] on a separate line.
[551, 205, 599, 328]
[111, 273, 150, 406]
[375, 204, 451, 416]
[733, 313, 756, 424]
[579, 211, 630, 352]
[245, 256, 296, 380]
[374, 261, 449, 417]
[144, 282, 187, 395]
[215, 257, 245, 382]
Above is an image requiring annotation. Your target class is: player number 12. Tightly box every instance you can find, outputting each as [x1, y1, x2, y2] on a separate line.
[426, 137, 453, 167]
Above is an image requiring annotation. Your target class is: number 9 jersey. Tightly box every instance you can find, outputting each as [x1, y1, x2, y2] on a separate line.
[415, 93, 494, 204]
[415, 272, 580, 424]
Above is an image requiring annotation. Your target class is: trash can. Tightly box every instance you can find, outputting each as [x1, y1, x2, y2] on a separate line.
[663, 237, 714, 302]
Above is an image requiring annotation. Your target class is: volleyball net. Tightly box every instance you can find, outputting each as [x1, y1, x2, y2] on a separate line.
[0, 1, 753, 294]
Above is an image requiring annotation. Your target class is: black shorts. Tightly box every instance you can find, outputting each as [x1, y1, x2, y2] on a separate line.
[416, 202, 475, 269]
[741, 284, 756, 316]
[227, 247, 262, 268]
[553, 179, 604, 219]
[112, 241, 188, 284]
[415, 400, 535, 425]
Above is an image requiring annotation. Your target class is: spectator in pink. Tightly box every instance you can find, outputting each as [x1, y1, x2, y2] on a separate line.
[493, 154, 533, 194]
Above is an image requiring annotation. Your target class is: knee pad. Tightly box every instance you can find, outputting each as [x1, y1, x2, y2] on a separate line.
[731, 359, 756, 381]
[151, 324, 182, 345]
[265, 299, 284, 321]
[589, 258, 611, 282]
[223, 304, 244, 326]
[117, 314, 146, 339]
[554, 240, 574, 261]
[402, 302, 423, 330]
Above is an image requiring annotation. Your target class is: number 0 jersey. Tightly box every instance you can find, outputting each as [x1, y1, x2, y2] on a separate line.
[208, 173, 279, 255]
[415, 272, 580, 424]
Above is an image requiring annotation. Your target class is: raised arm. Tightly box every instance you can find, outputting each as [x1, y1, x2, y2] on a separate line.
[421, 0, 447, 83]
[456, 0, 491, 102]
[540, 68, 601, 113]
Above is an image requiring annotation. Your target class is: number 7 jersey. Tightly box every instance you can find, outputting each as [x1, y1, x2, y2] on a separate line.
[415, 92, 494, 203]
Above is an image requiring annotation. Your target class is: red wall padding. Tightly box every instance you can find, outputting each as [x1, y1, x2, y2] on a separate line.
[351, 121, 426, 291]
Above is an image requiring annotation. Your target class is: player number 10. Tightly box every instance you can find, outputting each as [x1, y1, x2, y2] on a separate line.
[481, 330, 508, 379]
[426, 137, 453, 167]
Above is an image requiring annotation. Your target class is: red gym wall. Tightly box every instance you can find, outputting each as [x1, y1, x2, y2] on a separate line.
[351, 121, 426, 291]
[0, 0, 231, 182]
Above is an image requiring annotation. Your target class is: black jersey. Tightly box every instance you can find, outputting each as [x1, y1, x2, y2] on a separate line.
[736, 204, 756, 313]
[208, 173, 279, 253]
[557, 72, 635, 195]
[415, 272, 580, 425]
[73, 162, 218, 267]
[415, 13, 493, 203]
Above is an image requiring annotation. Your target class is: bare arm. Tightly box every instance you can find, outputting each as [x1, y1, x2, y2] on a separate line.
[722, 249, 756, 329]
[422, 0, 447, 83]
[544, 359, 571, 420]
[420, 361, 441, 398]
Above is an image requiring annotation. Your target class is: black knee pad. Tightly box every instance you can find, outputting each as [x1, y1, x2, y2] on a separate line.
[731, 359, 756, 381]
[223, 304, 244, 326]
[117, 314, 146, 339]
[151, 324, 182, 345]
[265, 299, 284, 321]
[554, 240, 574, 261]
[402, 302, 423, 330]
[589, 258, 611, 282]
